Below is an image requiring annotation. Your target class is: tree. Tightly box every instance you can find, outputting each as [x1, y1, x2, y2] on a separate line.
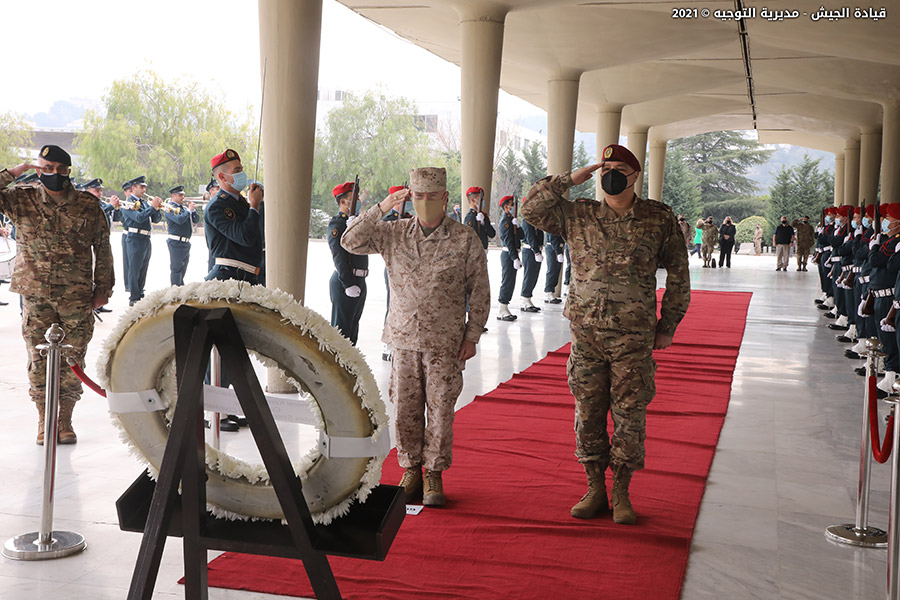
[0, 112, 33, 167]
[570, 141, 595, 200]
[659, 148, 700, 219]
[493, 148, 524, 203]
[312, 90, 434, 216]
[702, 196, 769, 224]
[669, 131, 774, 212]
[519, 140, 546, 197]
[76, 70, 258, 197]
[736, 215, 771, 246]
[766, 155, 832, 228]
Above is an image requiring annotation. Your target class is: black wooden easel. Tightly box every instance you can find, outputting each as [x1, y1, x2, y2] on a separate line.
[116, 305, 405, 600]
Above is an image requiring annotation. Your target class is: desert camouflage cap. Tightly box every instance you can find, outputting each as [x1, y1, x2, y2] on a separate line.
[409, 167, 446, 193]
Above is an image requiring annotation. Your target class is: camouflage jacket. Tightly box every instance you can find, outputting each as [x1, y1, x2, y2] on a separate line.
[341, 205, 491, 352]
[699, 222, 718, 244]
[0, 169, 114, 300]
[678, 219, 692, 246]
[791, 220, 815, 250]
[522, 172, 690, 335]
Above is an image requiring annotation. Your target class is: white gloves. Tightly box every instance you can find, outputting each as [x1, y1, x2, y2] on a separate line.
[512, 218, 519, 227]
[816, 226, 824, 234]
[871, 234, 882, 250]
[476, 212, 484, 223]
[513, 258, 522, 270]
[882, 318, 896, 333]
[534, 252, 543, 263]
[345, 285, 361, 298]
[844, 235, 852, 244]
[347, 216, 357, 226]
[557, 253, 565, 263]
[859, 299, 868, 318]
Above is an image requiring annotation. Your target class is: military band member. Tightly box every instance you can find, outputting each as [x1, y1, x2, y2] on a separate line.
[78, 178, 116, 313]
[519, 215, 544, 312]
[328, 181, 368, 346]
[462, 186, 496, 250]
[522, 144, 690, 525]
[497, 195, 523, 321]
[544, 233, 565, 304]
[381, 185, 412, 361]
[1, 145, 115, 444]
[119, 175, 161, 305]
[204, 178, 220, 203]
[164, 185, 199, 286]
[341, 167, 490, 507]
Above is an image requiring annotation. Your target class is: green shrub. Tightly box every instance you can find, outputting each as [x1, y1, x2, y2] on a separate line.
[736, 215, 771, 245]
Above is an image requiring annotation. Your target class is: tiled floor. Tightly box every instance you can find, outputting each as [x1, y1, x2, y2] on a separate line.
[0, 237, 889, 598]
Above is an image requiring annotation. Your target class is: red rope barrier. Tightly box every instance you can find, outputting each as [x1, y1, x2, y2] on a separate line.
[69, 363, 107, 398]
[868, 374, 894, 463]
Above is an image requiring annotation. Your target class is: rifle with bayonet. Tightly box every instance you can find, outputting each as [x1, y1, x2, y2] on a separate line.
[350, 174, 360, 217]
[400, 180, 408, 218]
[842, 198, 864, 289]
[861, 198, 881, 317]
[812, 207, 826, 265]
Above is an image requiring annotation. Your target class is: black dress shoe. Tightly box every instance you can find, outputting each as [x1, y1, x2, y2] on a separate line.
[219, 418, 239, 432]
[827, 323, 849, 330]
[814, 299, 824, 304]
[877, 388, 889, 399]
[855, 366, 867, 376]
[823, 312, 837, 319]
[845, 350, 862, 359]
[0, 300, 7, 306]
[497, 314, 517, 322]
[96, 306, 112, 313]
[544, 297, 563, 305]
[520, 306, 541, 313]
[816, 304, 830, 310]
[226, 414, 249, 427]
[835, 334, 853, 342]
[482, 327, 488, 333]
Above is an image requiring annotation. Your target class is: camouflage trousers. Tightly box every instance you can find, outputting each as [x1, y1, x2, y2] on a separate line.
[701, 241, 715, 264]
[22, 293, 94, 406]
[390, 349, 464, 472]
[567, 324, 656, 471]
[797, 244, 813, 268]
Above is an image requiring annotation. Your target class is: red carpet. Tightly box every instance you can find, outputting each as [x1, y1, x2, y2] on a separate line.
[205, 289, 752, 599]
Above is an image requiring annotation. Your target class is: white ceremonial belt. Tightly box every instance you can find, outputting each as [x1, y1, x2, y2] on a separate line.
[852, 266, 862, 273]
[841, 265, 852, 272]
[522, 243, 532, 249]
[127, 228, 151, 236]
[859, 276, 871, 284]
[829, 257, 841, 263]
[215, 258, 260, 275]
[873, 288, 894, 298]
[168, 234, 191, 243]
[822, 245, 833, 251]
[352, 268, 369, 277]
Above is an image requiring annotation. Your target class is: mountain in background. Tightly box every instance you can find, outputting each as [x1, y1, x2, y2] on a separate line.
[28, 99, 99, 128]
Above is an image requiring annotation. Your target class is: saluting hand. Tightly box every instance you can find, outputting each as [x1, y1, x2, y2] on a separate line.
[570, 163, 602, 185]
[248, 183, 263, 209]
[9, 163, 39, 178]
[379, 187, 409, 215]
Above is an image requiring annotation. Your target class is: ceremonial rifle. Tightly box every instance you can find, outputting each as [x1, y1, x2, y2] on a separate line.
[862, 197, 879, 316]
[477, 191, 485, 231]
[812, 206, 826, 265]
[399, 180, 408, 218]
[350, 174, 360, 217]
[842, 198, 864, 289]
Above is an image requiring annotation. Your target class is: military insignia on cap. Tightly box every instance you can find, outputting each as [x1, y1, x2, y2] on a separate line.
[603, 146, 613, 159]
[42, 147, 49, 157]
[226, 149, 235, 159]
[331, 227, 339, 238]
[224, 207, 235, 220]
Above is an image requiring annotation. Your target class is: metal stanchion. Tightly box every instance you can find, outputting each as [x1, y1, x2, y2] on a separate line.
[825, 337, 889, 548]
[886, 381, 900, 599]
[3, 324, 86, 560]
[209, 346, 221, 450]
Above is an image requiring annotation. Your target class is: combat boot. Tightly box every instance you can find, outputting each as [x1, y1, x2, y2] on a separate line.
[35, 402, 45, 446]
[398, 466, 423, 501]
[423, 469, 446, 507]
[611, 465, 637, 525]
[57, 399, 78, 445]
[570, 460, 609, 519]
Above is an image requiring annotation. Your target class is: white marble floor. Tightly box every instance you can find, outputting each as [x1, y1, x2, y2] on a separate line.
[0, 237, 889, 599]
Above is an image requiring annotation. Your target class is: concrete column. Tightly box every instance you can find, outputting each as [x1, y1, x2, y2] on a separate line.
[595, 109, 621, 198]
[259, 0, 322, 391]
[859, 130, 882, 206]
[834, 154, 844, 207]
[882, 101, 900, 204]
[627, 129, 648, 197]
[547, 77, 579, 297]
[459, 13, 505, 204]
[843, 140, 860, 207]
[647, 140, 667, 201]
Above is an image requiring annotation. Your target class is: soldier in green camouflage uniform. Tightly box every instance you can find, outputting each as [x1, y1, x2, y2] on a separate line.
[697, 217, 719, 267]
[1, 146, 114, 445]
[791, 216, 815, 271]
[522, 144, 690, 524]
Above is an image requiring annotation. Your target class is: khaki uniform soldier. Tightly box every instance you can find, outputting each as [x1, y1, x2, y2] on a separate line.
[522, 144, 690, 524]
[698, 217, 719, 267]
[342, 167, 490, 507]
[753, 223, 763, 255]
[0, 145, 114, 444]
[792, 217, 816, 271]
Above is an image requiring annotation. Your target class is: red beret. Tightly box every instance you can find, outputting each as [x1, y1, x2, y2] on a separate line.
[885, 203, 900, 220]
[211, 148, 240, 169]
[854, 206, 864, 215]
[333, 181, 354, 197]
[837, 205, 852, 217]
[866, 204, 875, 218]
[600, 144, 641, 172]
[825, 207, 837, 215]
[388, 185, 405, 195]
[499, 195, 514, 207]
[466, 186, 483, 196]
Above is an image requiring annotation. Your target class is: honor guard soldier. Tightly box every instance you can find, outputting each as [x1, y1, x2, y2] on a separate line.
[462, 186, 496, 250]
[120, 175, 161, 305]
[164, 185, 199, 286]
[848, 204, 878, 361]
[870, 204, 900, 394]
[1, 145, 115, 444]
[497, 195, 523, 321]
[328, 181, 368, 345]
[381, 185, 412, 361]
[543, 233, 565, 304]
[519, 211, 544, 312]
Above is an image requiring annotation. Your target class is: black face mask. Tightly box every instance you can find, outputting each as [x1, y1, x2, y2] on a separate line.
[40, 173, 68, 192]
[781, 220, 788, 225]
[600, 169, 633, 195]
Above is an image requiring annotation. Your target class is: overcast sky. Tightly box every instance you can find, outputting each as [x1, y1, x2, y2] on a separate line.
[1, 0, 541, 124]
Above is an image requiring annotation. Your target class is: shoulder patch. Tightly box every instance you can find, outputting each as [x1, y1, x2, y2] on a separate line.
[504, 222, 510, 229]
[224, 207, 235, 220]
[331, 227, 339, 238]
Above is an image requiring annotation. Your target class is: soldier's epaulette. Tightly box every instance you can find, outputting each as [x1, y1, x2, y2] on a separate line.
[642, 197, 674, 214]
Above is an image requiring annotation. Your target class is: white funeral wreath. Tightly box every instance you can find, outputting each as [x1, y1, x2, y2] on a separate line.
[96, 280, 388, 525]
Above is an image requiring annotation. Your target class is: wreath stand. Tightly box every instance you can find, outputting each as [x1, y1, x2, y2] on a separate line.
[115, 305, 405, 600]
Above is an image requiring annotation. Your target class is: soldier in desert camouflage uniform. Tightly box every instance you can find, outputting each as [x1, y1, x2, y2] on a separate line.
[792, 216, 816, 271]
[522, 144, 690, 525]
[1, 145, 114, 445]
[342, 167, 490, 507]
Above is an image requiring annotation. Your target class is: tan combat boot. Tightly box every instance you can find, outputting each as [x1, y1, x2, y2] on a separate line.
[57, 400, 78, 445]
[35, 402, 45, 446]
[422, 469, 446, 507]
[570, 460, 609, 519]
[611, 465, 636, 525]
[398, 466, 423, 501]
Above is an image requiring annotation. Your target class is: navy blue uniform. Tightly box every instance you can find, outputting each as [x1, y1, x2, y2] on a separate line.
[99, 200, 115, 226]
[463, 208, 496, 250]
[498, 212, 523, 305]
[869, 233, 900, 371]
[520, 219, 544, 301]
[829, 221, 851, 317]
[164, 201, 200, 286]
[544, 233, 565, 295]
[119, 194, 161, 304]
[816, 222, 836, 297]
[328, 212, 368, 345]
[855, 224, 876, 338]
[204, 190, 263, 283]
